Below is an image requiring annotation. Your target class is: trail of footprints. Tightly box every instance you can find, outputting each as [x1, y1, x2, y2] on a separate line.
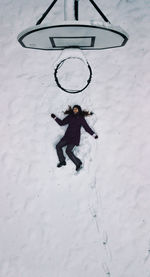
[89, 202, 112, 275]
[84, 106, 112, 276]
[88, 176, 112, 276]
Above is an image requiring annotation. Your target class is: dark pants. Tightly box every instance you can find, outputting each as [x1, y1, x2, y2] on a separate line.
[56, 139, 81, 166]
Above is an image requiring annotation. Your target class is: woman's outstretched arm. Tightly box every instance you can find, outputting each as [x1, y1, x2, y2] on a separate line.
[51, 114, 70, 126]
[82, 118, 98, 138]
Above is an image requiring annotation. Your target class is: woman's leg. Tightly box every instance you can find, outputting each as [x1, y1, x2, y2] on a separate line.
[66, 144, 82, 167]
[56, 139, 67, 163]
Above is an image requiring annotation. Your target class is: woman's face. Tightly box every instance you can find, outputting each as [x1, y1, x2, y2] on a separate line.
[73, 107, 79, 114]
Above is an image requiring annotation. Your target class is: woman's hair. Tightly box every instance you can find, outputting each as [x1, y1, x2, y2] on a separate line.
[63, 105, 94, 117]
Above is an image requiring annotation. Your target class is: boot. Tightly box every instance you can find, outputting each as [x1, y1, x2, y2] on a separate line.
[57, 161, 66, 168]
[76, 162, 82, 172]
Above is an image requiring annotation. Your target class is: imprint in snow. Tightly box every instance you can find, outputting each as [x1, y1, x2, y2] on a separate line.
[102, 231, 112, 261]
[102, 262, 110, 275]
[144, 240, 150, 262]
[102, 231, 108, 245]
[88, 205, 97, 218]
[89, 177, 97, 189]
[56, 58, 91, 91]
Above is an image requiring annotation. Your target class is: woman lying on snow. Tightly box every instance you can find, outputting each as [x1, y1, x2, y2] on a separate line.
[51, 105, 98, 172]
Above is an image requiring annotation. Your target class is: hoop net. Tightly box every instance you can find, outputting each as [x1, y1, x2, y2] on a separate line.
[54, 48, 92, 93]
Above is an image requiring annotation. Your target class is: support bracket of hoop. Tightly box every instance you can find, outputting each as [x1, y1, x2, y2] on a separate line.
[74, 0, 79, 20]
[36, 0, 110, 25]
[36, 0, 59, 25]
[88, 0, 110, 23]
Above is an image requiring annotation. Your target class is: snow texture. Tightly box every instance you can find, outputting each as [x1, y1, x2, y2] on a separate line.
[0, 0, 150, 276]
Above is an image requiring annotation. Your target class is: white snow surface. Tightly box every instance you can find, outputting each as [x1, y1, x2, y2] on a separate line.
[0, 0, 150, 276]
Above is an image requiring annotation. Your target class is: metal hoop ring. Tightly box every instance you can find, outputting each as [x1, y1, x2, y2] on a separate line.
[54, 56, 92, 94]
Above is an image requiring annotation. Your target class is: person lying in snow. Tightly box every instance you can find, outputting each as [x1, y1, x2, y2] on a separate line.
[51, 105, 98, 172]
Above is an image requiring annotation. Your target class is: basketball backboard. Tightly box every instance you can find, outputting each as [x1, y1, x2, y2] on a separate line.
[18, 21, 128, 51]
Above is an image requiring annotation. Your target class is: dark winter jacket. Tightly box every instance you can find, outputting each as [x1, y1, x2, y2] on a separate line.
[55, 113, 95, 146]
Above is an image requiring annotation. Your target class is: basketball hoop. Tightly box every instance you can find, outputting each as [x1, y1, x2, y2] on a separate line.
[54, 49, 92, 93]
[17, 0, 129, 93]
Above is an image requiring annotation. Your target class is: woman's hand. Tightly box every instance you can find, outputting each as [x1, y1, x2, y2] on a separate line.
[93, 133, 98, 139]
[51, 113, 56, 119]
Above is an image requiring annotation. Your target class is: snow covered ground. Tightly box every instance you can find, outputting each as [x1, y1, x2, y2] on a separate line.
[0, 0, 150, 276]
